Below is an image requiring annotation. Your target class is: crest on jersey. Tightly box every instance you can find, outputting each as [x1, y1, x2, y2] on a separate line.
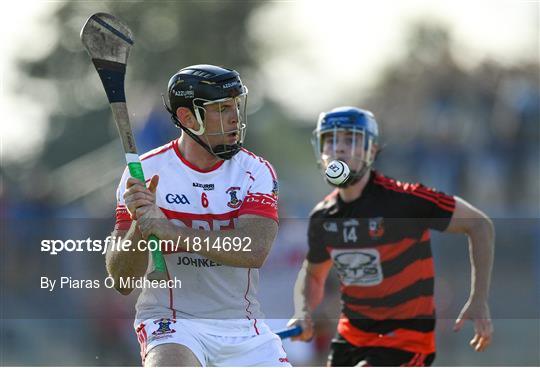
[152, 318, 176, 336]
[368, 217, 384, 239]
[226, 186, 242, 208]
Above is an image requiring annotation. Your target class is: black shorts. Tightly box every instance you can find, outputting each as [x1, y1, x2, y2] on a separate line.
[328, 334, 435, 366]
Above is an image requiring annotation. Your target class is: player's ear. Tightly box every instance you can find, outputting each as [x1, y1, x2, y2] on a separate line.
[176, 107, 196, 129]
[372, 143, 378, 155]
[371, 143, 380, 161]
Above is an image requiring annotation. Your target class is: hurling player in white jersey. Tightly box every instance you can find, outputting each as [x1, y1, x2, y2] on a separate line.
[106, 65, 289, 367]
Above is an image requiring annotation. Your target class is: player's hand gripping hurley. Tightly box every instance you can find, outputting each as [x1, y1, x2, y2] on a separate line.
[80, 13, 167, 281]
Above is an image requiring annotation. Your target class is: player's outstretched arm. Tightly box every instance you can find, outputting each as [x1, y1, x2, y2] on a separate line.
[288, 259, 333, 342]
[444, 196, 495, 352]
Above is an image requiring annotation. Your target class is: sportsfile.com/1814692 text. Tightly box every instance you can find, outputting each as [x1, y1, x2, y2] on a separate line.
[40, 235, 252, 255]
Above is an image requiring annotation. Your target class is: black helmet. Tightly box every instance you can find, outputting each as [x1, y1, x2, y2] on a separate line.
[168, 64, 245, 113]
[163, 64, 248, 160]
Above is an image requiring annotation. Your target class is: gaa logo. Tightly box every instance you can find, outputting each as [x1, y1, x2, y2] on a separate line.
[166, 193, 190, 205]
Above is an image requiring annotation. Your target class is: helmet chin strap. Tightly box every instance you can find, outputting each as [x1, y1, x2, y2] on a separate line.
[211, 144, 242, 160]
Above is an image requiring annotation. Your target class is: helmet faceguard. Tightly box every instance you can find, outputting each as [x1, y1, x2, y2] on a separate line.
[164, 64, 248, 160]
[312, 106, 379, 187]
[191, 89, 248, 160]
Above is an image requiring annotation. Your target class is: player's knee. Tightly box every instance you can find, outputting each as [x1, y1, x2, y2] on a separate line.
[145, 343, 202, 367]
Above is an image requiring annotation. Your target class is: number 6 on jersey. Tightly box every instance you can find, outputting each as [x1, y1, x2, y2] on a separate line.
[201, 192, 209, 208]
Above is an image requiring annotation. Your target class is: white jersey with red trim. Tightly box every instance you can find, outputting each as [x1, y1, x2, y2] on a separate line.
[114, 139, 278, 336]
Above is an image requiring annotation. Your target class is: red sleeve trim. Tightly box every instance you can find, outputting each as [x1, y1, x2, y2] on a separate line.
[116, 205, 131, 220]
[238, 193, 278, 222]
[374, 175, 455, 213]
[115, 220, 132, 231]
[115, 205, 132, 231]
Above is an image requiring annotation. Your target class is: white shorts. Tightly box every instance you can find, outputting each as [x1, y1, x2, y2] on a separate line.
[135, 318, 291, 367]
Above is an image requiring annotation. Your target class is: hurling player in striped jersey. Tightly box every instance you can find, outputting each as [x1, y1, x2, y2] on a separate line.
[288, 106, 494, 366]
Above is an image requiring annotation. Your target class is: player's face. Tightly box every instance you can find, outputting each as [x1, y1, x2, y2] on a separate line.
[321, 130, 366, 172]
[202, 97, 245, 146]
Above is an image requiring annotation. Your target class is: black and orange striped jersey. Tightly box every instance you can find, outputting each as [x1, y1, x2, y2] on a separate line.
[307, 170, 456, 355]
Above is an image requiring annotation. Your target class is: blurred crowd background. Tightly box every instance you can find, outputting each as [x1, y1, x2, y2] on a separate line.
[1, 1, 538, 366]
